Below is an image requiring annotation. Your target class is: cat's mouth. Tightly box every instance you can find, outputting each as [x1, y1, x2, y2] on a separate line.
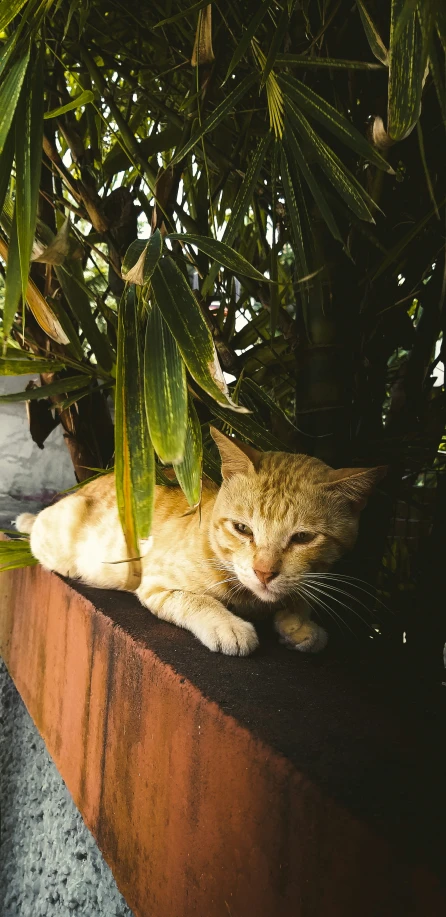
[236, 571, 282, 603]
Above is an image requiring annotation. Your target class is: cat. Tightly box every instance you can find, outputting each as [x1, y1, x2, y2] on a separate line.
[15, 427, 386, 656]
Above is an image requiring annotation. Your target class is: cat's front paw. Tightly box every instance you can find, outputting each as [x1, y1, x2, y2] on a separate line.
[275, 612, 328, 654]
[197, 614, 259, 656]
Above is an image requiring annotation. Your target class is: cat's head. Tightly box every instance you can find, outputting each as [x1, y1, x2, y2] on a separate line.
[209, 428, 386, 605]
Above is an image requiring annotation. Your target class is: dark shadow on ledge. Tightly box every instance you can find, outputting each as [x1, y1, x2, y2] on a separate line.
[69, 578, 446, 885]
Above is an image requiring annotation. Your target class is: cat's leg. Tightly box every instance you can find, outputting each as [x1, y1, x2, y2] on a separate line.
[274, 607, 328, 653]
[137, 586, 259, 656]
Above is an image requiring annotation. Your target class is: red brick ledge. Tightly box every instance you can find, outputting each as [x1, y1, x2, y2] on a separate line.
[0, 558, 445, 917]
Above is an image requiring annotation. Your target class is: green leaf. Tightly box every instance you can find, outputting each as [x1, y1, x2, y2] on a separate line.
[170, 73, 257, 165]
[269, 140, 279, 337]
[284, 120, 343, 242]
[428, 33, 446, 125]
[103, 124, 182, 176]
[280, 146, 309, 279]
[0, 47, 30, 153]
[202, 133, 271, 295]
[3, 206, 23, 341]
[280, 74, 393, 173]
[44, 90, 95, 120]
[260, 3, 290, 89]
[122, 230, 163, 284]
[55, 261, 114, 371]
[197, 387, 285, 451]
[388, 0, 427, 141]
[241, 377, 302, 440]
[275, 54, 384, 70]
[0, 551, 39, 573]
[115, 286, 154, 560]
[0, 0, 29, 30]
[356, 0, 389, 65]
[286, 100, 375, 222]
[223, 0, 272, 84]
[392, 0, 419, 46]
[173, 397, 203, 508]
[0, 126, 14, 223]
[0, 374, 88, 402]
[15, 48, 44, 309]
[144, 300, 187, 463]
[0, 357, 66, 374]
[168, 233, 271, 283]
[153, 0, 212, 29]
[372, 193, 446, 279]
[151, 256, 246, 411]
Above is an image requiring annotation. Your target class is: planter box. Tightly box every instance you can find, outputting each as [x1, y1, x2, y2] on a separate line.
[0, 558, 445, 917]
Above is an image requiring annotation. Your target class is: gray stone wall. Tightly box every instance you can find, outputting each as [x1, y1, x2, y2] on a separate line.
[0, 661, 133, 917]
[0, 380, 133, 915]
[0, 375, 75, 522]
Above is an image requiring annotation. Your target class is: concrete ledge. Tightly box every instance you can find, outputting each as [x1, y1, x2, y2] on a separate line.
[0, 560, 445, 917]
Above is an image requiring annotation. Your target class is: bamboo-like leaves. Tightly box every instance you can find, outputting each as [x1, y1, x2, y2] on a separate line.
[387, 0, 427, 141]
[286, 99, 375, 222]
[144, 300, 187, 463]
[122, 230, 163, 284]
[356, 0, 389, 65]
[0, 374, 88, 402]
[0, 0, 29, 31]
[275, 54, 384, 70]
[280, 146, 309, 280]
[44, 90, 95, 120]
[0, 234, 71, 344]
[15, 48, 44, 310]
[223, 0, 272, 83]
[55, 261, 114, 370]
[0, 47, 30, 153]
[0, 537, 39, 574]
[151, 256, 247, 411]
[0, 354, 65, 374]
[173, 398, 203, 508]
[284, 120, 342, 242]
[115, 285, 154, 564]
[202, 133, 271, 295]
[170, 72, 257, 164]
[168, 233, 270, 282]
[280, 74, 393, 172]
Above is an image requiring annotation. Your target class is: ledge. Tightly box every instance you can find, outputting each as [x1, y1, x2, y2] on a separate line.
[0, 559, 445, 917]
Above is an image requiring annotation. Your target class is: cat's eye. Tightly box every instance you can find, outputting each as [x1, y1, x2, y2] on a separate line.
[290, 531, 316, 545]
[233, 522, 253, 537]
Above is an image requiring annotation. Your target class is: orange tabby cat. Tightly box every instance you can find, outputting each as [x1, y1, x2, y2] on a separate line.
[16, 428, 385, 656]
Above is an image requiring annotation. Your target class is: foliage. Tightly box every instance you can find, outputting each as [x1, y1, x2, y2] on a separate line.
[0, 0, 445, 566]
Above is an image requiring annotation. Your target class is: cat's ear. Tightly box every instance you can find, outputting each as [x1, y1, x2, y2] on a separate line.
[210, 427, 261, 479]
[322, 465, 388, 510]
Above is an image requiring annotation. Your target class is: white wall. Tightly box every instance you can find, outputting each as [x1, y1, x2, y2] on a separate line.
[0, 375, 75, 521]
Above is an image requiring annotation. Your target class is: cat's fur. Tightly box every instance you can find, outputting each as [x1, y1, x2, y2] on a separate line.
[16, 428, 385, 656]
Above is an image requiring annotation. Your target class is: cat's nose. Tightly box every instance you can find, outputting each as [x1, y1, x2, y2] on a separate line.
[253, 567, 278, 586]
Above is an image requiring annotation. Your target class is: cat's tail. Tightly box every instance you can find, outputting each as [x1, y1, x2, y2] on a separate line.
[15, 513, 37, 535]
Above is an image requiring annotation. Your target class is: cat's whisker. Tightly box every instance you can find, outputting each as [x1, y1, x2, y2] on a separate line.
[291, 583, 352, 635]
[304, 573, 390, 611]
[299, 581, 373, 631]
[301, 577, 381, 620]
[201, 575, 240, 596]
